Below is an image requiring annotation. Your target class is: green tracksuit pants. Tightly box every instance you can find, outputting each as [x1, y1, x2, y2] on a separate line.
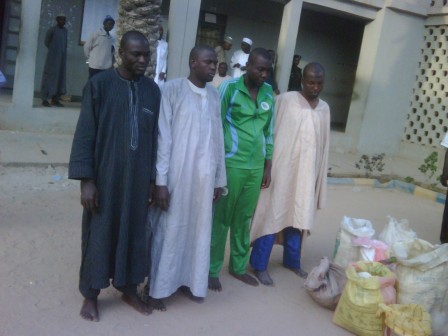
[209, 167, 263, 277]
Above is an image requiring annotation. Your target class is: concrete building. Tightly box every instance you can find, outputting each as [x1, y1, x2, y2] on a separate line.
[0, 0, 447, 165]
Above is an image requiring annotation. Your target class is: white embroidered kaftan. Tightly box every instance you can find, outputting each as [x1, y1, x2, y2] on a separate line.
[250, 91, 330, 241]
[150, 78, 226, 298]
[230, 49, 249, 78]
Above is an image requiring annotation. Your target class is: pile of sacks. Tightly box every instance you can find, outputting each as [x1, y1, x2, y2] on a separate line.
[304, 216, 448, 336]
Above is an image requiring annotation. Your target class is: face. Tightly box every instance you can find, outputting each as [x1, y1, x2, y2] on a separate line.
[218, 63, 228, 77]
[56, 17, 66, 28]
[246, 54, 271, 87]
[119, 39, 150, 77]
[103, 20, 115, 32]
[301, 71, 325, 100]
[241, 42, 251, 54]
[293, 56, 301, 66]
[191, 49, 218, 83]
[223, 41, 232, 50]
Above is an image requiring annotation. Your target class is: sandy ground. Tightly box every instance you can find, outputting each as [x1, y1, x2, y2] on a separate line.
[0, 165, 444, 336]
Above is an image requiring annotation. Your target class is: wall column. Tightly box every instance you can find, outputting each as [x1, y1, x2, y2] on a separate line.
[13, 0, 42, 108]
[167, 0, 201, 80]
[345, 7, 425, 155]
[275, 0, 302, 93]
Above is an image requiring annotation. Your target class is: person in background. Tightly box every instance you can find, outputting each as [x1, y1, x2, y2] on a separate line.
[440, 132, 448, 244]
[41, 14, 67, 107]
[83, 15, 115, 79]
[230, 37, 252, 78]
[69, 31, 160, 322]
[154, 26, 168, 88]
[215, 35, 232, 65]
[250, 63, 330, 286]
[288, 54, 302, 92]
[266, 49, 280, 95]
[211, 62, 232, 88]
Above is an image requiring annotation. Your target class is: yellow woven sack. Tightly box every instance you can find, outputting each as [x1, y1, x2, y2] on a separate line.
[377, 303, 431, 336]
[333, 261, 397, 336]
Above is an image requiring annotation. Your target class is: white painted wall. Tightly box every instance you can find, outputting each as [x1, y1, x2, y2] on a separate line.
[224, 15, 281, 55]
[355, 8, 425, 155]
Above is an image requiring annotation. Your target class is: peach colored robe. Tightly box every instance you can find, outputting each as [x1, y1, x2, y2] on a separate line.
[250, 91, 330, 241]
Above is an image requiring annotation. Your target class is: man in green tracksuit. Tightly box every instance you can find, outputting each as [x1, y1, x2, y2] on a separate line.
[209, 48, 274, 291]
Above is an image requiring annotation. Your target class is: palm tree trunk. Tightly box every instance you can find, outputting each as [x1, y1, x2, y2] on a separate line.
[116, 0, 162, 78]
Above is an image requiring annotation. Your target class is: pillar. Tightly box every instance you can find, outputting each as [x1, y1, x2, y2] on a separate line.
[13, 0, 42, 107]
[167, 0, 201, 80]
[275, 0, 303, 93]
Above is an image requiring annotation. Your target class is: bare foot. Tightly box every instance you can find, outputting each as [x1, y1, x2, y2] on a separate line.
[80, 298, 99, 322]
[179, 286, 204, 303]
[254, 270, 274, 286]
[208, 276, 222, 292]
[287, 267, 308, 279]
[148, 296, 167, 312]
[122, 293, 152, 315]
[230, 272, 259, 287]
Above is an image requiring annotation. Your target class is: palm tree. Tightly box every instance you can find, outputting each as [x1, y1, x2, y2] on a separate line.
[116, 0, 162, 78]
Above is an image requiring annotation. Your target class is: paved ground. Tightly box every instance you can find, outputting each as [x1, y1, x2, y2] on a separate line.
[0, 165, 443, 336]
[0, 94, 446, 336]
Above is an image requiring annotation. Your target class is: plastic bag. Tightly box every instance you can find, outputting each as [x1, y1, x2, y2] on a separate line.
[304, 257, 347, 310]
[352, 237, 389, 262]
[377, 303, 432, 336]
[378, 216, 416, 247]
[391, 239, 448, 335]
[333, 261, 397, 336]
[333, 216, 375, 268]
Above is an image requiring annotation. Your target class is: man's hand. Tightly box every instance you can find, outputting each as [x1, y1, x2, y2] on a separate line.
[155, 185, 170, 211]
[158, 72, 166, 81]
[234, 63, 240, 68]
[241, 66, 247, 71]
[148, 182, 155, 206]
[81, 179, 99, 213]
[261, 160, 272, 189]
[213, 188, 223, 203]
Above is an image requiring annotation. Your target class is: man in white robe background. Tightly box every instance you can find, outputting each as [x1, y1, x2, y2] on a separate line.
[154, 26, 168, 88]
[149, 45, 226, 310]
[230, 37, 252, 78]
[249, 63, 330, 286]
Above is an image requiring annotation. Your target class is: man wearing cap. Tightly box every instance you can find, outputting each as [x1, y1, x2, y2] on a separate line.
[230, 37, 252, 78]
[41, 14, 67, 107]
[214, 36, 232, 65]
[154, 26, 168, 88]
[84, 15, 115, 79]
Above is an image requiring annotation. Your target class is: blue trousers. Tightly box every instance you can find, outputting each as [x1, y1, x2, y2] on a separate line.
[250, 227, 302, 271]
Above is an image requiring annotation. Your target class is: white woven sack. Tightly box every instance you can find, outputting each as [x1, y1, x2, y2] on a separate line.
[378, 216, 416, 247]
[333, 216, 375, 268]
[392, 239, 448, 336]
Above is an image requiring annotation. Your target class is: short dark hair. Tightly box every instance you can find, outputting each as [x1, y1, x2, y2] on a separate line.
[303, 62, 325, 78]
[120, 31, 148, 49]
[189, 45, 215, 61]
[248, 48, 272, 64]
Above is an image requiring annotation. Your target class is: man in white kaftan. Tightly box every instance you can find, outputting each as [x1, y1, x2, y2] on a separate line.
[150, 46, 226, 308]
[230, 37, 252, 78]
[154, 26, 168, 88]
[249, 63, 330, 286]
